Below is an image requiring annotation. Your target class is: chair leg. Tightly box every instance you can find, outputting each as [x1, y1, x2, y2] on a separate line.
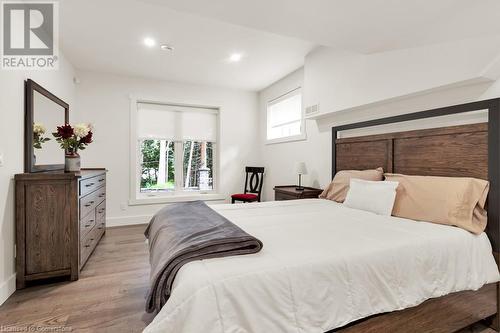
[232, 198, 235, 204]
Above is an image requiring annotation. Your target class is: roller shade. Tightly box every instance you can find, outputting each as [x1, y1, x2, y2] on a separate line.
[268, 92, 302, 128]
[137, 102, 218, 141]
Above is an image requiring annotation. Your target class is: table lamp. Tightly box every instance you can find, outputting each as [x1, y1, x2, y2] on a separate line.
[296, 162, 308, 191]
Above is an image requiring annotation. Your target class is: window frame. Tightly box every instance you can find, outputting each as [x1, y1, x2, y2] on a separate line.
[265, 87, 306, 145]
[129, 96, 223, 205]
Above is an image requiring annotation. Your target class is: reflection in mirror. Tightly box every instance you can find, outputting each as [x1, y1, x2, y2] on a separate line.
[33, 91, 66, 166]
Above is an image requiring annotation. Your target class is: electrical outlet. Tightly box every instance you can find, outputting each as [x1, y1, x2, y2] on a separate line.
[0, 153, 4, 167]
[120, 203, 127, 211]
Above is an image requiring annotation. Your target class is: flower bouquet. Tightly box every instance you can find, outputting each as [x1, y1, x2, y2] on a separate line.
[52, 123, 93, 172]
[33, 123, 50, 149]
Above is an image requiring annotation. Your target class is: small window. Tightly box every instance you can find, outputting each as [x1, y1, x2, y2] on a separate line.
[134, 102, 218, 200]
[266, 89, 304, 143]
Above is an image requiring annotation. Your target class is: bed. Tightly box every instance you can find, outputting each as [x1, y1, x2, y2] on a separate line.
[144, 199, 498, 333]
[144, 98, 500, 333]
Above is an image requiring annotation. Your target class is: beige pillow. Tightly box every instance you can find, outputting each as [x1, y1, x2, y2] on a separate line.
[384, 173, 489, 234]
[320, 167, 384, 203]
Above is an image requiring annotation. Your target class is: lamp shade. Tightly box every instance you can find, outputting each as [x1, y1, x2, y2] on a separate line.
[296, 162, 308, 175]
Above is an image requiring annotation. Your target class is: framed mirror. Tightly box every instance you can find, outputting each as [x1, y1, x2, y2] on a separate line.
[25, 79, 69, 173]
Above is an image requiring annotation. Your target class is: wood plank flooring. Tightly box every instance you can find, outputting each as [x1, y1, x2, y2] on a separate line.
[0, 224, 496, 333]
[0, 225, 154, 332]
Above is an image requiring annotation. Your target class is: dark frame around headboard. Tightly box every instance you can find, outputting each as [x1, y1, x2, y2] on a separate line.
[331, 98, 500, 252]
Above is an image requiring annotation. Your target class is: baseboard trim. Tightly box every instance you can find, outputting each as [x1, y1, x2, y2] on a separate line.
[106, 215, 152, 228]
[0, 273, 16, 306]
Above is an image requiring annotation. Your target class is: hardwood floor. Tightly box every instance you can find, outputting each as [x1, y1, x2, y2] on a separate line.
[0, 224, 496, 333]
[0, 225, 155, 333]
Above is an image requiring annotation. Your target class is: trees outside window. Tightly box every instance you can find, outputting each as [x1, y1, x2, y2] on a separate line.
[183, 141, 213, 190]
[139, 140, 214, 193]
[140, 140, 175, 192]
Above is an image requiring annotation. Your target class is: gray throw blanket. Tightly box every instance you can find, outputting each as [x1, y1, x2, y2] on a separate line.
[144, 200, 263, 313]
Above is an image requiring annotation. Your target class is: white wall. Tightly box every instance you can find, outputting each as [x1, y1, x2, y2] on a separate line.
[259, 68, 329, 200]
[74, 70, 260, 227]
[0, 54, 76, 305]
[304, 37, 500, 116]
[259, 42, 500, 202]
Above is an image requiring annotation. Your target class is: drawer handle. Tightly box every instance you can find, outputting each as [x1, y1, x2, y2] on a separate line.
[84, 201, 95, 207]
[85, 183, 95, 187]
[99, 208, 105, 213]
[84, 224, 91, 227]
[98, 178, 105, 182]
[85, 244, 90, 248]
[90, 238, 94, 241]
[99, 193, 106, 197]
[98, 226, 103, 230]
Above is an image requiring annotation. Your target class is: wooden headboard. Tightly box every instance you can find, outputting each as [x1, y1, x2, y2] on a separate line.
[331, 99, 500, 252]
[335, 123, 487, 179]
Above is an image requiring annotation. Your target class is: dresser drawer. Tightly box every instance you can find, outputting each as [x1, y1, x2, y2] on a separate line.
[80, 224, 102, 267]
[79, 191, 98, 219]
[79, 186, 106, 219]
[96, 200, 106, 222]
[80, 227, 96, 265]
[95, 187, 106, 205]
[80, 174, 106, 197]
[80, 211, 96, 238]
[95, 220, 105, 234]
[95, 220, 105, 242]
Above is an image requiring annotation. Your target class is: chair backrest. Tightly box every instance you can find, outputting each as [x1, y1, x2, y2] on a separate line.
[244, 167, 265, 200]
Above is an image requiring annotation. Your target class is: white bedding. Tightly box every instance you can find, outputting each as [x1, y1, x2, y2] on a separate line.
[143, 199, 500, 333]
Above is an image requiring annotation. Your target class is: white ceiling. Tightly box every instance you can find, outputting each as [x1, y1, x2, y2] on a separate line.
[143, 0, 500, 54]
[59, 0, 315, 91]
[60, 0, 500, 91]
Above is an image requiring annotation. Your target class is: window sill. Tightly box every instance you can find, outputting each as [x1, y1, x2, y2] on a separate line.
[129, 193, 226, 206]
[265, 133, 306, 145]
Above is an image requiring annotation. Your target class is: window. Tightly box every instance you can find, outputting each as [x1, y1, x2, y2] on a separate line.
[132, 101, 219, 202]
[139, 140, 175, 193]
[266, 88, 304, 143]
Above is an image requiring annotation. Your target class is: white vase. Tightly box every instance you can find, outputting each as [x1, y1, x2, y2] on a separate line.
[65, 153, 81, 172]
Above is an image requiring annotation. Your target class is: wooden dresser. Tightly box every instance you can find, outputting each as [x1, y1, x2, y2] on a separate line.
[15, 169, 106, 288]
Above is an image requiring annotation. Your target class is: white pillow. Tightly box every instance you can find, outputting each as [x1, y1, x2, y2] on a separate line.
[343, 179, 399, 216]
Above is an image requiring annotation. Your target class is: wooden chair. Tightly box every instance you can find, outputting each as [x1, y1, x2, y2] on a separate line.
[231, 167, 265, 203]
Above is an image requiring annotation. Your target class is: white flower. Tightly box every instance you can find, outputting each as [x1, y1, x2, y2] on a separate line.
[33, 123, 46, 134]
[74, 123, 90, 138]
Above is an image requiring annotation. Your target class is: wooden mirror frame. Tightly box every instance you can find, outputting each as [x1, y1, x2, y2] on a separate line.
[25, 79, 70, 173]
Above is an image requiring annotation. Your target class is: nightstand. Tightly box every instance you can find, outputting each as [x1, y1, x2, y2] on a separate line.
[273, 185, 323, 201]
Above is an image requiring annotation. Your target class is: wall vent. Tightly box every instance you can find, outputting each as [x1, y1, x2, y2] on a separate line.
[305, 104, 320, 116]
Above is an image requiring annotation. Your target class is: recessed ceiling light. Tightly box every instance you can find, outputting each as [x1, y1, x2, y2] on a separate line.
[143, 37, 156, 48]
[229, 53, 243, 62]
[160, 44, 174, 52]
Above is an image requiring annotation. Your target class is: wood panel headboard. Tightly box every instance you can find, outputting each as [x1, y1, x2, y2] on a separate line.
[335, 123, 487, 179]
[331, 99, 500, 252]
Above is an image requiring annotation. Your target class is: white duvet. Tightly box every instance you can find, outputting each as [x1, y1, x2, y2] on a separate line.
[143, 199, 500, 333]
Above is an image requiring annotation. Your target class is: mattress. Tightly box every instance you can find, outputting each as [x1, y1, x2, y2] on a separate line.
[143, 199, 500, 333]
